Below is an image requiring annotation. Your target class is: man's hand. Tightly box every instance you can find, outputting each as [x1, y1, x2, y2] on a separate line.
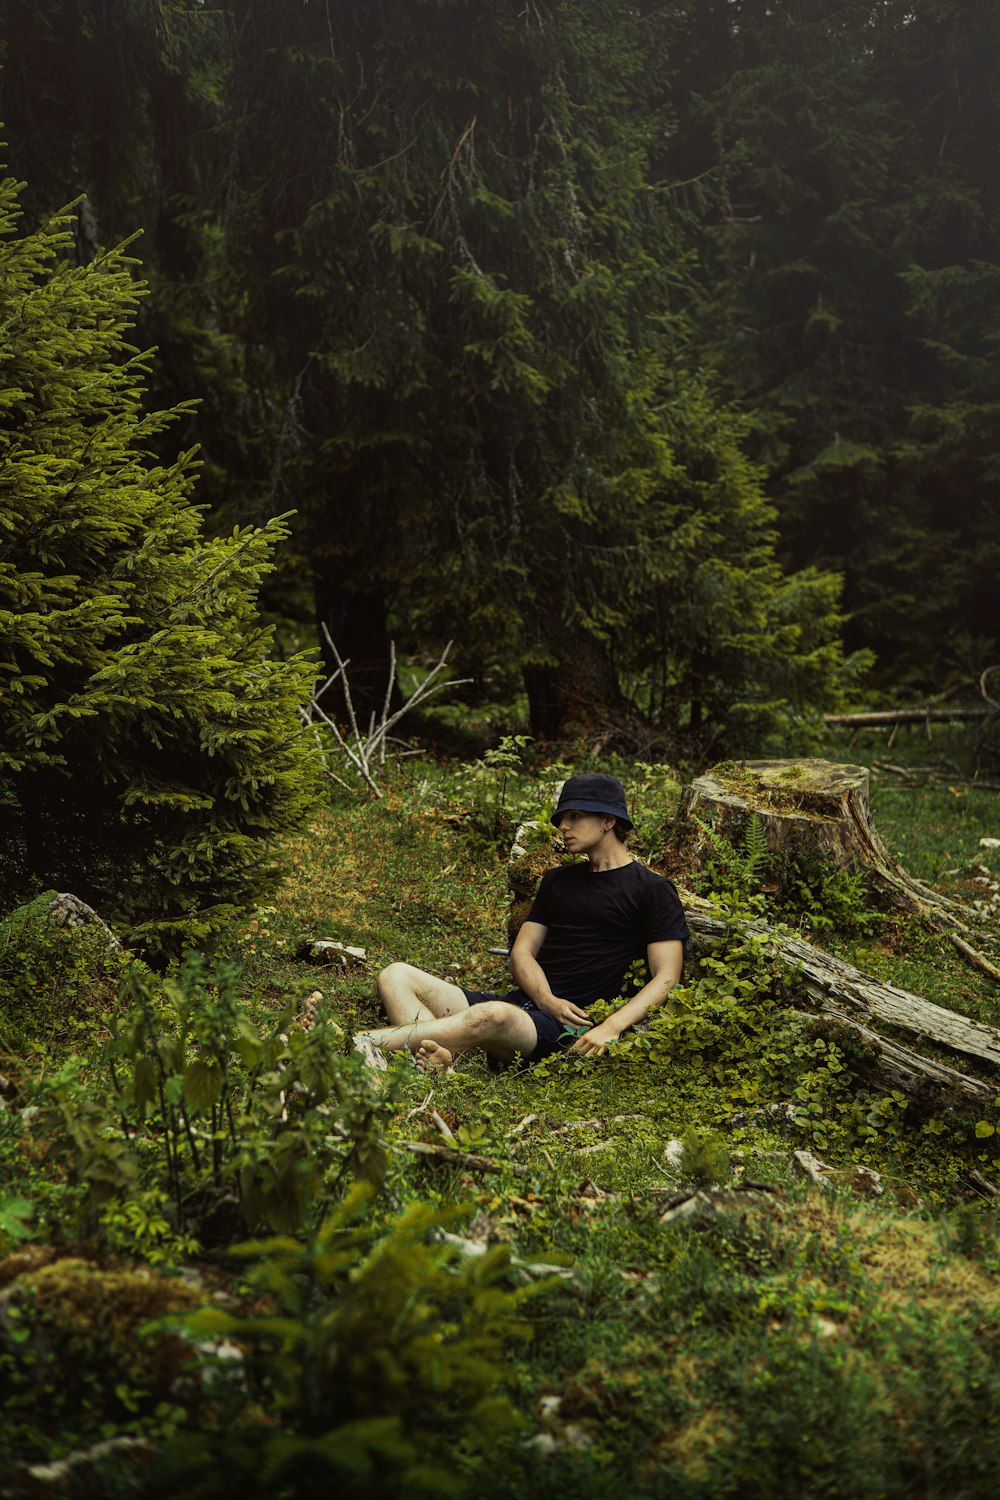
[535, 994, 592, 1029]
[569, 1020, 621, 1057]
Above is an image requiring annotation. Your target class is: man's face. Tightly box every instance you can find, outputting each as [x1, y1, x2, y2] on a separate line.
[556, 808, 612, 850]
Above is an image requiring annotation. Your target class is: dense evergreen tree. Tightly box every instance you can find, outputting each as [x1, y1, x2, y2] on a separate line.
[669, 0, 1000, 686]
[0, 1, 242, 501]
[205, 0, 856, 743]
[0, 170, 315, 954]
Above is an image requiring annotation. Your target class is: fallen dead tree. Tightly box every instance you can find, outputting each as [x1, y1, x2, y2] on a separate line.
[823, 708, 993, 728]
[684, 906, 999, 1107]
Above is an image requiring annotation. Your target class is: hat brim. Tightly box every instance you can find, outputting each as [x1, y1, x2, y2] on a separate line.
[551, 800, 633, 831]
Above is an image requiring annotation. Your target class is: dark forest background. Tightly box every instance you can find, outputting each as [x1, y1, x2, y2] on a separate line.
[2, 0, 997, 750]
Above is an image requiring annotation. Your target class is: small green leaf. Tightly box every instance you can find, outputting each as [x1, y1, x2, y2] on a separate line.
[0, 1196, 34, 1244]
[183, 1059, 224, 1111]
[133, 1056, 157, 1107]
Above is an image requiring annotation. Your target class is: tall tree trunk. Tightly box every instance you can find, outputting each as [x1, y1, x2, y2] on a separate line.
[523, 634, 626, 741]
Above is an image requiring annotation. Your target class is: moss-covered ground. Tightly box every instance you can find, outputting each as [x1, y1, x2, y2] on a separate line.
[1, 724, 998, 1497]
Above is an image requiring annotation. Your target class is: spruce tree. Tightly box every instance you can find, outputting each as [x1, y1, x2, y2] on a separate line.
[205, 0, 858, 745]
[0, 169, 315, 955]
[667, 0, 1000, 687]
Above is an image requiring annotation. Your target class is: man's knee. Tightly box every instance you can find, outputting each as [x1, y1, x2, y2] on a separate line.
[467, 1000, 520, 1035]
[377, 961, 417, 999]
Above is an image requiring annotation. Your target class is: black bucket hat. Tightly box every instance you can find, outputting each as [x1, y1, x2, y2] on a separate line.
[551, 773, 633, 830]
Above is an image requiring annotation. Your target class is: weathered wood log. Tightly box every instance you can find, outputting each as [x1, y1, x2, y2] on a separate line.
[823, 708, 993, 727]
[676, 759, 978, 932]
[397, 1139, 532, 1177]
[685, 907, 1000, 1106]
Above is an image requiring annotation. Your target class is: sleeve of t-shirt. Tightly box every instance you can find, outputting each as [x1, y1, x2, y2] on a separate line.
[526, 867, 560, 927]
[644, 875, 690, 944]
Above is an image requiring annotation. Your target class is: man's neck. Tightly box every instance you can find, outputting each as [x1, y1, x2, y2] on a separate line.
[586, 838, 632, 873]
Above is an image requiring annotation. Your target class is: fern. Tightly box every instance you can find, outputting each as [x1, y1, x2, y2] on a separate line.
[694, 812, 772, 905]
[741, 812, 770, 884]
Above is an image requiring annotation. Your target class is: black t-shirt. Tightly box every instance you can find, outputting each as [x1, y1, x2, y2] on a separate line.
[526, 860, 689, 1007]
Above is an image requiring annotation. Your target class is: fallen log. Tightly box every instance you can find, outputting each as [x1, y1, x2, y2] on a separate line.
[684, 907, 1000, 1106]
[823, 709, 993, 728]
[674, 759, 978, 933]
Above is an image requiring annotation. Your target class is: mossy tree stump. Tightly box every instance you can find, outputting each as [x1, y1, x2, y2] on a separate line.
[676, 759, 976, 931]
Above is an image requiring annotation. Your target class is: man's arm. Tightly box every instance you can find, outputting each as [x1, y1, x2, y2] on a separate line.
[509, 921, 592, 1029]
[570, 939, 683, 1057]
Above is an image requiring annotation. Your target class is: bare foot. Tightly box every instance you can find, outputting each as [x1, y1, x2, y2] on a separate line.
[294, 990, 324, 1031]
[414, 1039, 453, 1072]
[352, 1034, 389, 1073]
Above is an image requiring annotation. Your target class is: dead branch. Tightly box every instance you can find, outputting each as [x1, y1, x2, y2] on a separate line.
[397, 1139, 532, 1176]
[948, 934, 1000, 986]
[304, 631, 472, 797]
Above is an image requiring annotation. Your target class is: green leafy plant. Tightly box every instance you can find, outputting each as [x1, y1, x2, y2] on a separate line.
[0, 1193, 34, 1248]
[450, 734, 541, 848]
[104, 955, 395, 1238]
[0, 892, 136, 1045]
[675, 1125, 732, 1188]
[693, 814, 879, 936]
[149, 1186, 535, 1498]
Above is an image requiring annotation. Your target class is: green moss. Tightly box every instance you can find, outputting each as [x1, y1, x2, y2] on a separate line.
[0, 892, 140, 1045]
[1, 1258, 203, 1435]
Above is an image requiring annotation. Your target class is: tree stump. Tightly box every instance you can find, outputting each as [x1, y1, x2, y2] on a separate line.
[506, 820, 561, 948]
[675, 759, 977, 931]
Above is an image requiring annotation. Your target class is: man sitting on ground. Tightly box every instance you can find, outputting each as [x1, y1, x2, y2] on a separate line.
[355, 773, 689, 1070]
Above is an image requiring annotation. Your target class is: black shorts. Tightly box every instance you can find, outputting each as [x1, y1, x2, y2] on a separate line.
[461, 988, 570, 1062]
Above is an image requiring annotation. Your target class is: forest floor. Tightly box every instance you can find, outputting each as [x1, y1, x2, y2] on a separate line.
[2, 725, 999, 1497]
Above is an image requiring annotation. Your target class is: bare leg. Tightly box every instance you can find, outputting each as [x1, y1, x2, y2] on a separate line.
[376, 962, 470, 1027]
[362, 1000, 538, 1064]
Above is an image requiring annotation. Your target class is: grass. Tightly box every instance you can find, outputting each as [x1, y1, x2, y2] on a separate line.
[1, 729, 999, 1497]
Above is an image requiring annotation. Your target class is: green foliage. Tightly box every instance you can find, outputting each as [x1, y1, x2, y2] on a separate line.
[0, 1193, 33, 1248]
[2, 748, 1000, 1494]
[451, 734, 543, 848]
[6, 955, 396, 1250]
[98, 1188, 201, 1269]
[693, 815, 879, 937]
[0, 1257, 203, 1440]
[149, 1186, 532, 1498]
[666, 0, 1000, 688]
[0, 167, 316, 955]
[104, 955, 393, 1238]
[675, 1125, 732, 1188]
[182, 0, 858, 749]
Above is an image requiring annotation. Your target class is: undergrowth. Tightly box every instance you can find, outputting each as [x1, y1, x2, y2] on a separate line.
[0, 735, 998, 1496]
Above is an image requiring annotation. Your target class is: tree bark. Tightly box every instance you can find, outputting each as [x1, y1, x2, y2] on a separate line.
[523, 635, 626, 741]
[675, 759, 978, 932]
